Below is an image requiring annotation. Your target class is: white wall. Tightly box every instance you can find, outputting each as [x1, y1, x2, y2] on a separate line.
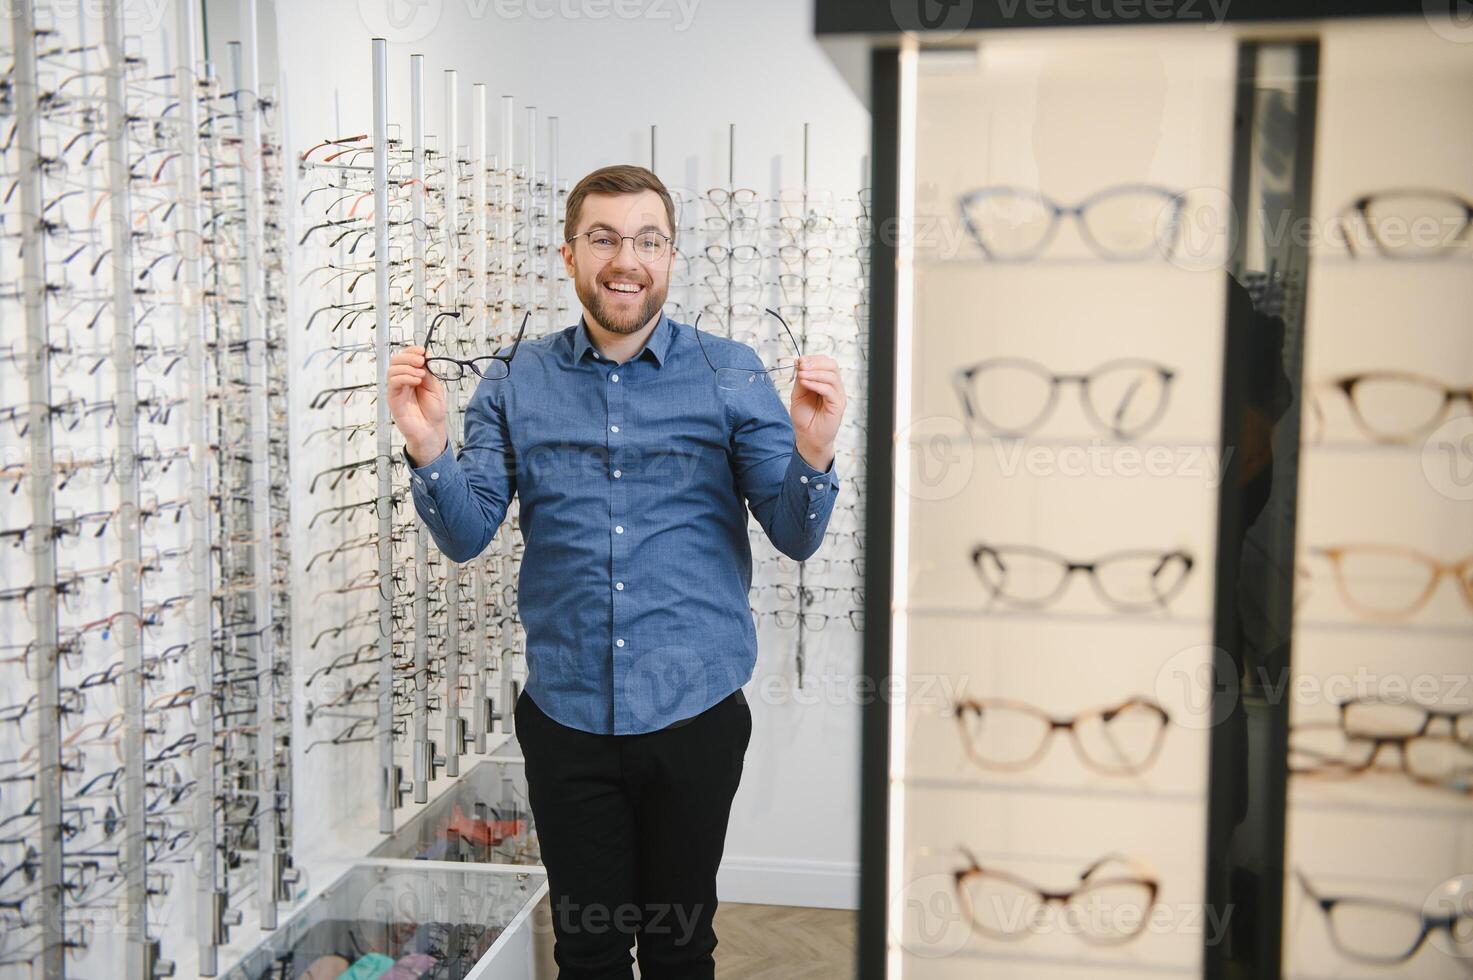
[260, 0, 871, 910]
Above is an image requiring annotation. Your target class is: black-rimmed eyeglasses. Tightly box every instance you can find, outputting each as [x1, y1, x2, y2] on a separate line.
[422, 310, 528, 382]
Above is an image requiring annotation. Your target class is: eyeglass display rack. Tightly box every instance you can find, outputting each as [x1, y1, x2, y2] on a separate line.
[295, 39, 570, 868]
[656, 121, 872, 690]
[830, 6, 1472, 980]
[1, 0, 295, 977]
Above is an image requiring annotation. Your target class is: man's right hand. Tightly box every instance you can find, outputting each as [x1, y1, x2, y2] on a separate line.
[387, 346, 448, 466]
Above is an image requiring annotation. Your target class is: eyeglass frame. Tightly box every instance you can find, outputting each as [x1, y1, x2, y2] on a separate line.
[693, 307, 804, 391]
[422, 309, 529, 382]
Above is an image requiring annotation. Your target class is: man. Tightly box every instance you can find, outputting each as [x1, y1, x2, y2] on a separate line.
[386, 164, 847, 979]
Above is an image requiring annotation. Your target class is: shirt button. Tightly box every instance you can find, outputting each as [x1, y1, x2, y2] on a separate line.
[611, 374, 619, 383]
[616, 582, 624, 591]
[613, 469, 621, 478]
[809, 513, 816, 519]
[430, 472, 439, 480]
[615, 525, 624, 534]
[800, 476, 808, 484]
[610, 425, 619, 433]
[428, 508, 436, 515]
[814, 482, 823, 489]
[616, 638, 625, 648]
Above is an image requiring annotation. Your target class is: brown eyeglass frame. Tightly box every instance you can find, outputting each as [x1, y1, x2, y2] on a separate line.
[951, 848, 1160, 946]
[1310, 544, 1473, 620]
[951, 696, 1170, 776]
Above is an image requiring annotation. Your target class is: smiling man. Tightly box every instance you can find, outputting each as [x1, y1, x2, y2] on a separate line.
[386, 164, 847, 979]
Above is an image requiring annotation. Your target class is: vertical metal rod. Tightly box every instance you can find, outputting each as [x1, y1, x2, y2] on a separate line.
[175, 0, 221, 971]
[498, 95, 517, 733]
[102, 2, 147, 974]
[547, 115, 559, 335]
[234, 0, 279, 929]
[409, 53, 430, 804]
[650, 124, 657, 171]
[12, 2, 65, 974]
[371, 36, 395, 834]
[443, 69, 463, 779]
[524, 105, 537, 338]
[795, 121, 810, 689]
[471, 83, 490, 755]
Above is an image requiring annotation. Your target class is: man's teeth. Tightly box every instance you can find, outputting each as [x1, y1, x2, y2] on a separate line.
[606, 282, 643, 293]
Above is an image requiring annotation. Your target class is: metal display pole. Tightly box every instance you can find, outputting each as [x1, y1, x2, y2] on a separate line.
[410, 53, 431, 805]
[443, 69, 464, 779]
[471, 83, 491, 755]
[233, 1, 280, 929]
[102, 1, 149, 974]
[498, 95, 518, 735]
[371, 37, 398, 834]
[12, 2, 66, 974]
[174, 0, 224, 971]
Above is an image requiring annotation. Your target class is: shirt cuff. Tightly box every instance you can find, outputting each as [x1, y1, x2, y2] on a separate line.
[788, 449, 841, 508]
[404, 442, 466, 516]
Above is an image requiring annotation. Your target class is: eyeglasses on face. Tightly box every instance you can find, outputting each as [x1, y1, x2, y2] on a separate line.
[970, 543, 1195, 613]
[952, 849, 1159, 945]
[566, 228, 674, 264]
[954, 358, 1176, 441]
[953, 696, 1170, 776]
[957, 185, 1185, 262]
[1295, 869, 1473, 965]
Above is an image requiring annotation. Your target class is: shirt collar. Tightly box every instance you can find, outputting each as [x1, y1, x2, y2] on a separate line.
[573, 312, 673, 368]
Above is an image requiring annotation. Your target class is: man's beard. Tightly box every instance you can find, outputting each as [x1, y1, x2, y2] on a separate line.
[577, 273, 667, 335]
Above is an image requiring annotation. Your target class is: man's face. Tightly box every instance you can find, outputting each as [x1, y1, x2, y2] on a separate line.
[561, 190, 673, 335]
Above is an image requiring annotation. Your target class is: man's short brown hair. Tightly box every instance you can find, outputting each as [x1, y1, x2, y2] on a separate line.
[564, 165, 676, 245]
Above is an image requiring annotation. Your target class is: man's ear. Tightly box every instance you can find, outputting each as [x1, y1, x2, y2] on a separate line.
[559, 241, 575, 276]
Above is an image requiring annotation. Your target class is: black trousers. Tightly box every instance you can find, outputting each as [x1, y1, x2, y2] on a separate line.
[514, 686, 752, 980]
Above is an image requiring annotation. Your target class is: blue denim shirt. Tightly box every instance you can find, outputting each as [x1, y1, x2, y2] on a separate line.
[406, 313, 841, 735]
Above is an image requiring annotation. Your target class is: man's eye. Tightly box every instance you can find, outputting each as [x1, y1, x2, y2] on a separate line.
[592, 235, 616, 248]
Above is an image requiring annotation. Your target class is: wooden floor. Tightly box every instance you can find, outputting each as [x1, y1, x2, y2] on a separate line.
[533, 897, 857, 978]
[710, 902, 857, 979]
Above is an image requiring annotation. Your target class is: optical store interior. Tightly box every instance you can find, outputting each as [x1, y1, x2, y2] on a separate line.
[2, 0, 1471, 978]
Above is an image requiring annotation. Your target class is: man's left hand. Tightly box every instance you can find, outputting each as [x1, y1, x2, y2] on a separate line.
[790, 354, 846, 471]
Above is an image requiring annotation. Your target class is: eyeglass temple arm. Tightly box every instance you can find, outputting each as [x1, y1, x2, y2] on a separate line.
[764, 307, 802, 356]
[424, 309, 461, 349]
